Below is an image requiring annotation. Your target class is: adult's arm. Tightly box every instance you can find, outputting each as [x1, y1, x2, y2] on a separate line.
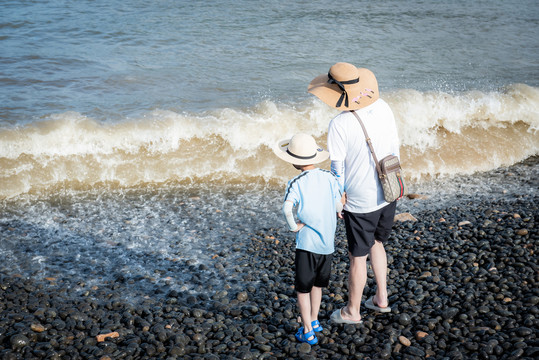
[328, 115, 347, 191]
[331, 160, 345, 190]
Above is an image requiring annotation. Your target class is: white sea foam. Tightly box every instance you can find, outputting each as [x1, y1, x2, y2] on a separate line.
[0, 85, 538, 198]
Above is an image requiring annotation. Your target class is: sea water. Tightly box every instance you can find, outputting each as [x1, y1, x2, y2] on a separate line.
[1, 0, 538, 298]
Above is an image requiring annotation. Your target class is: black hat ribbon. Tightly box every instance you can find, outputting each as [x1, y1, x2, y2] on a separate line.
[327, 73, 359, 107]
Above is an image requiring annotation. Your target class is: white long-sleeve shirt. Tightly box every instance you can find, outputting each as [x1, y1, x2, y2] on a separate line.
[328, 99, 400, 213]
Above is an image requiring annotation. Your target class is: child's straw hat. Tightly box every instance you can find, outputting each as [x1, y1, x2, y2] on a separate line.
[274, 133, 329, 165]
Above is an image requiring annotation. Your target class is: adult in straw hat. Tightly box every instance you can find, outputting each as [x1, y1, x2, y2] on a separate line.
[273, 133, 343, 344]
[308, 63, 401, 323]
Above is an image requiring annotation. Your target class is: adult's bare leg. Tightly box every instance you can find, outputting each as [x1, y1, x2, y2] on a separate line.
[370, 239, 389, 308]
[341, 252, 367, 321]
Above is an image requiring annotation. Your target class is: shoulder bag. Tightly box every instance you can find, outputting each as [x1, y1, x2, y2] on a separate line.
[351, 110, 407, 202]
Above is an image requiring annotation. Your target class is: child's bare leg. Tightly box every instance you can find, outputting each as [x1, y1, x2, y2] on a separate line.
[297, 292, 315, 338]
[310, 286, 322, 322]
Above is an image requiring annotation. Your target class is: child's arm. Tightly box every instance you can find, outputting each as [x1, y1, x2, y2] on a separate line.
[331, 171, 345, 218]
[282, 200, 304, 232]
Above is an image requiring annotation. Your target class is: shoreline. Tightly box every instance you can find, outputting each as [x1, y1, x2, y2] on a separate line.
[1, 180, 537, 358]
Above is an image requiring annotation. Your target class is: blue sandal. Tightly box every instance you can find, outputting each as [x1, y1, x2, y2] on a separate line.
[295, 327, 318, 345]
[311, 320, 323, 332]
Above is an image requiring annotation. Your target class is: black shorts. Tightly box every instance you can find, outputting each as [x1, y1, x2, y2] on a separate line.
[343, 201, 396, 257]
[295, 249, 333, 293]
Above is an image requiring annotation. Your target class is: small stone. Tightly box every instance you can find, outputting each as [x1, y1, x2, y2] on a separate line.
[394, 213, 417, 222]
[510, 349, 524, 358]
[458, 221, 471, 227]
[513, 213, 521, 218]
[96, 332, 120, 342]
[442, 307, 459, 319]
[416, 331, 428, 340]
[10, 334, 30, 350]
[254, 334, 268, 344]
[398, 313, 411, 326]
[406, 346, 426, 357]
[516, 327, 533, 337]
[192, 309, 204, 318]
[516, 229, 528, 236]
[298, 342, 311, 353]
[407, 193, 429, 200]
[237, 291, 248, 302]
[257, 344, 272, 352]
[471, 326, 490, 332]
[526, 296, 539, 306]
[425, 349, 437, 358]
[30, 323, 46, 333]
[399, 336, 411, 346]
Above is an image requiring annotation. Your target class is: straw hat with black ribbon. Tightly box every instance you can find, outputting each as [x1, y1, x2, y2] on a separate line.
[273, 133, 329, 166]
[308, 62, 379, 110]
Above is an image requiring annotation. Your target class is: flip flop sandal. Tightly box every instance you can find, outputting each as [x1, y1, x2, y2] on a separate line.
[330, 308, 363, 324]
[365, 297, 391, 313]
[295, 327, 318, 345]
[311, 320, 323, 332]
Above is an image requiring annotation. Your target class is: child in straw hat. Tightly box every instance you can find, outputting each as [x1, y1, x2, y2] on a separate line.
[273, 133, 343, 345]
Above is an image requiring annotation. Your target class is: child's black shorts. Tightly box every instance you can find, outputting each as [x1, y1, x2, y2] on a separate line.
[343, 201, 396, 257]
[295, 249, 333, 293]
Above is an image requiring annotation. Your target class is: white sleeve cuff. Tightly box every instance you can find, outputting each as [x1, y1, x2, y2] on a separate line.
[282, 200, 298, 231]
[335, 199, 343, 213]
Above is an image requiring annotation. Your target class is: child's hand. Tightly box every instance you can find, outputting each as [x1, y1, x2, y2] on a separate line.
[336, 192, 346, 219]
[293, 223, 305, 232]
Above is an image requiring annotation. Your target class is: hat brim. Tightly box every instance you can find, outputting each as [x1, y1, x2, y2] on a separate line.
[273, 139, 330, 166]
[308, 68, 379, 110]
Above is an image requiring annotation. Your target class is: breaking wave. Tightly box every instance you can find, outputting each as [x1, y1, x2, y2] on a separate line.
[1, 84, 538, 199]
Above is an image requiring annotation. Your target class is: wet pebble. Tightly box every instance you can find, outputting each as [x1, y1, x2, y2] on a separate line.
[398, 313, 411, 326]
[30, 323, 46, 333]
[399, 335, 411, 346]
[10, 334, 29, 350]
[237, 291, 248, 302]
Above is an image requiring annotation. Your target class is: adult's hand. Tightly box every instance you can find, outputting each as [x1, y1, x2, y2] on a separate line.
[341, 192, 347, 205]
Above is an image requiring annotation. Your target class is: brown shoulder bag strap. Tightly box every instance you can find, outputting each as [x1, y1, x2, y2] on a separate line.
[350, 110, 384, 179]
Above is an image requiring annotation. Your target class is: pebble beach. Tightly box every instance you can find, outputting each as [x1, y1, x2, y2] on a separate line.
[1, 158, 537, 360]
[2, 1, 538, 358]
